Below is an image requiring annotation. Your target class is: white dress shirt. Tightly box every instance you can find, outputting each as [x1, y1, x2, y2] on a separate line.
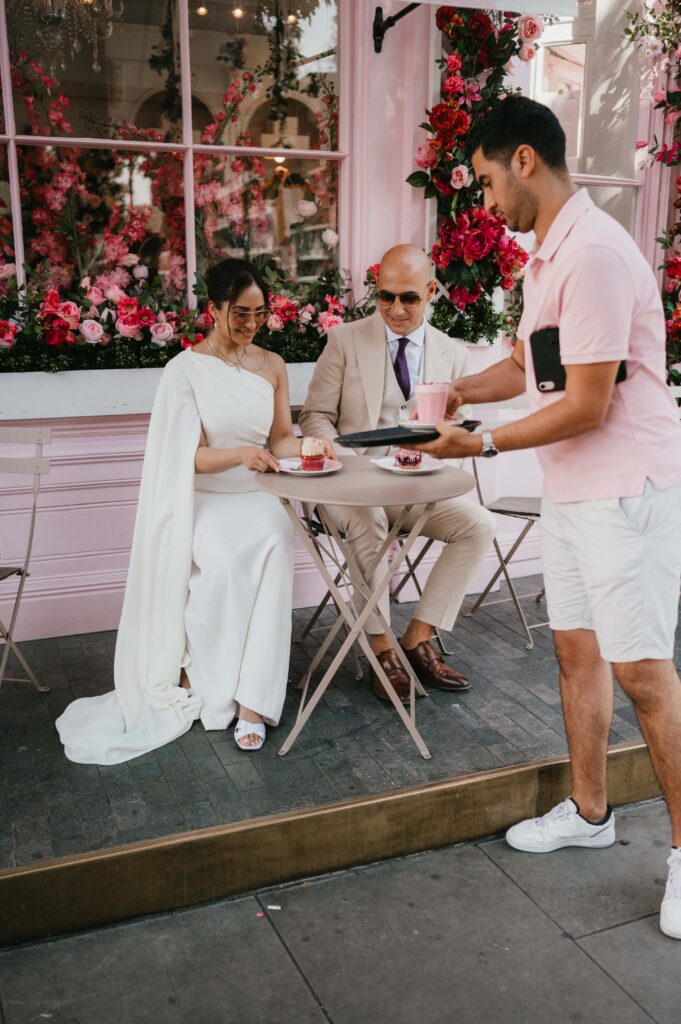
[385, 321, 425, 399]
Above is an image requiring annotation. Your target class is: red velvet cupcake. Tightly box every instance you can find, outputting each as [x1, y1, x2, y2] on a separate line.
[300, 437, 326, 471]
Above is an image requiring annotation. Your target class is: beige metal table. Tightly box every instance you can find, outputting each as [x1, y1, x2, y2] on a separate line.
[256, 455, 475, 759]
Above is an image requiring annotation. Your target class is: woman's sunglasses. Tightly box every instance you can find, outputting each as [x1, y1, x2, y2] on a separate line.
[376, 290, 424, 307]
[228, 307, 269, 326]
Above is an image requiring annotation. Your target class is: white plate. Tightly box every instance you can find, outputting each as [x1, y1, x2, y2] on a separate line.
[278, 458, 342, 476]
[403, 421, 437, 430]
[372, 455, 444, 475]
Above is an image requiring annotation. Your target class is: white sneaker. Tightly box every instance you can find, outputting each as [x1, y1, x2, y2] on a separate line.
[660, 849, 681, 939]
[506, 797, 615, 854]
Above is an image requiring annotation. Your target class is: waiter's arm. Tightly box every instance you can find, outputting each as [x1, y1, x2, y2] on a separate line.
[417, 360, 621, 459]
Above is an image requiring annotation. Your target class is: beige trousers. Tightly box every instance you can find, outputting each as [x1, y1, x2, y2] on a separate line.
[323, 497, 496, 634]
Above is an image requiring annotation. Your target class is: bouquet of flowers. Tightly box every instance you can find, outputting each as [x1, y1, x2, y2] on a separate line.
[408, 7, 543, 343]
[626, 0, 681, 381]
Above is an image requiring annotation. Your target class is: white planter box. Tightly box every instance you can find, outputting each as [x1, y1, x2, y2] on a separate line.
[0, 363, 317, 420]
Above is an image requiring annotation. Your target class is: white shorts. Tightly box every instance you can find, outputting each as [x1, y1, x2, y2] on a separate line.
[540, 480, 681, 662]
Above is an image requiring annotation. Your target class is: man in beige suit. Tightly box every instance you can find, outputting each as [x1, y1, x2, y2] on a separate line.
[300, 245, 495, 703]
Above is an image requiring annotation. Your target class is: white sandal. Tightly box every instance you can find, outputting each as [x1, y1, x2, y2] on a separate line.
[234, 719, 266, 751]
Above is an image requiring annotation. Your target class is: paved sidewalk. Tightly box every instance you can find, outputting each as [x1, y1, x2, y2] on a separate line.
[0, 797, 677, 1024]
[0, 577, 662, 867]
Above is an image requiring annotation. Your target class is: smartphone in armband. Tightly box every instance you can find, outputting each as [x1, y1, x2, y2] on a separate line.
[529, 326, 627, 393]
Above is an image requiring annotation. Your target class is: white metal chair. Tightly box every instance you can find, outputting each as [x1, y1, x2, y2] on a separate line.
[0, 425, 51, 692]
[464, 398, 548, 650]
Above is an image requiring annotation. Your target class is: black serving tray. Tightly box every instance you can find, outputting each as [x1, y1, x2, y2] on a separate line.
[335, 420, 481, 449]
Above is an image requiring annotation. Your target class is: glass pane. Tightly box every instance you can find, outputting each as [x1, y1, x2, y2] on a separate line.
[584, 184, 638, 235]
[10, 2, 183, 142]
[190, 0, 339, 149]
[0, 146, 14, 263]
[195, 151, 339, 282]
[533, 43, 586, 173]
[18, 145, 186, 297]
[530, 0, 640, 179]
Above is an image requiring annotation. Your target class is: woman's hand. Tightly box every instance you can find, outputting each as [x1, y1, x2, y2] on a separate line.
[239, 446, 280, 473]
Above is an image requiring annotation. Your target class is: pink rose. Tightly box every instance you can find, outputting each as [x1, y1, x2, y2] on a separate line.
[298, 303, 316, 326]
[317, 311, 343, 334]
[267, 313, 285, 331]
[56, 301, 81, 329]
[0, 263, 16, 280]
[450, 165, 473, 190]
[665, 109, 681, 128]
[295, 200, 317, 218]
[518, 43, 537, 62]
[150, 322, 174, 347]
[0, 319, 18, 348]
[86, 285, 104, 306]
[133, 264, 149, 280]
[117, 253, 140, 267]
[517, 14, 543, 41]
[79, 319, 104, 344]
[415, 142, 438, 169]
[653, 90, 668, 105]
[104, 284, 127, 304]
[115, 314, 143, 339]
[322, 228, 339, 248]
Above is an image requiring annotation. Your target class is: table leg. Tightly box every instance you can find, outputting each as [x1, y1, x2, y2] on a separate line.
[279, 501, 434, 758]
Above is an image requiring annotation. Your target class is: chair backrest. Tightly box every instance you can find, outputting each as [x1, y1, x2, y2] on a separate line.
[0, 425, 51, 574]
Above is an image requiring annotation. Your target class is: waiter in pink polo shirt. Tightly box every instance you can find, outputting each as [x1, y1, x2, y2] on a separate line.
[417, 96, 681, 940]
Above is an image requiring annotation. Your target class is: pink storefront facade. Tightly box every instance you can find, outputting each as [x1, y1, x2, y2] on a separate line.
[0, 0, 676, 641]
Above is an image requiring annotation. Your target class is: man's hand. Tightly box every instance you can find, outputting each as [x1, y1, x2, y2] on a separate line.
[444, 381, 464, 419]
[410, 423, 482, 460]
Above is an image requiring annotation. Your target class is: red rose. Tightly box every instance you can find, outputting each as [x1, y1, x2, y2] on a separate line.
[442, 75, 464, 98]
[469, 12, 494, 39]
[439, 220, 459, 247]
[451, 109, 471, 136]
[429, 103, 455, 133]
[431, 243, 452, 270]
[449, 284, 481, 310]
[436, 7, 464, 32]
[433, 172, 455, 197]
[446, 53, 462, 73]
[45, 319, 76, 346]
[463, 229, 494, 264]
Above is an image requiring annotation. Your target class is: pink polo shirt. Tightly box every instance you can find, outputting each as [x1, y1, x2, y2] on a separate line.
[517, 188, 681, 503]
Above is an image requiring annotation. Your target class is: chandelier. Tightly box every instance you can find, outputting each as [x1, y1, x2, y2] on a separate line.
[8, 0, 124, 75]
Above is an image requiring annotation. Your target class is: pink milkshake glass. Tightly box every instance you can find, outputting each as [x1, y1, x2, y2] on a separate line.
[415, 382, 449, 423]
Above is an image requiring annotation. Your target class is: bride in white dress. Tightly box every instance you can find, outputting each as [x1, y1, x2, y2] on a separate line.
[57, 258, 332, 763]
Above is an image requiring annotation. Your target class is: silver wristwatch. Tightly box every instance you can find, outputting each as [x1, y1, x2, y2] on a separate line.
[480, 430, 498, 458]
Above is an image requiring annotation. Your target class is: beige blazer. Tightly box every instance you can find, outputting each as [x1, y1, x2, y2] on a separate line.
[299, 312, 471, 453]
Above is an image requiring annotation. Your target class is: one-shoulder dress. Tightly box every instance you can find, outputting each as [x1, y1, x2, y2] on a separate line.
[56, 349, 294, 764]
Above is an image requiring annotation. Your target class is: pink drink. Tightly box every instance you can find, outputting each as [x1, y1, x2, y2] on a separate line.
[415, 382, 449, 423]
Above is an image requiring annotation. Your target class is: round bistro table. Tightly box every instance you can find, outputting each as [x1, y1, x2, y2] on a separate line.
[256, 454, 475, 759]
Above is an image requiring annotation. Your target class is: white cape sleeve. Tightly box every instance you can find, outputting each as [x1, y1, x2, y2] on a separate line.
[56, 356, 202, 764]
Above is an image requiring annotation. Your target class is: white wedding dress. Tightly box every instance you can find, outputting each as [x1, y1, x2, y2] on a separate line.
[56, 349, 294, 764]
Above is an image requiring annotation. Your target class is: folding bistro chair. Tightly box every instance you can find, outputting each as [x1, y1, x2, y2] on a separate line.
[464, 399, 548, 650]
[0, 426, 51, 692]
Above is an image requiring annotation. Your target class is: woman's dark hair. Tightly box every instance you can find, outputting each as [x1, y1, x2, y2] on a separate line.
[204, 258, 270, 310]
[468, 96, 568, 172]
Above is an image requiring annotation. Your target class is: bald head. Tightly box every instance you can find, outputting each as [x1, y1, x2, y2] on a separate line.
[380, 244, 432, 279]
[376, 245, 436, 335]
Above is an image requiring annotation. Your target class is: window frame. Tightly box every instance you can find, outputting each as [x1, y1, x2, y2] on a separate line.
[0, 0, 348, 305]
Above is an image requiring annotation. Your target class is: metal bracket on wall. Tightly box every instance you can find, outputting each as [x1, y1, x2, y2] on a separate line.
[373, 3, 422, 53]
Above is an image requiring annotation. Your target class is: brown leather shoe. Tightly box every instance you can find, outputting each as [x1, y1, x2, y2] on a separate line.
[371, 648, 411, 704]
[402, 640, 471, 691]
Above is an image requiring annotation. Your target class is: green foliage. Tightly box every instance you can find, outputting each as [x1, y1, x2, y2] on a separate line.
[429, 293, 506, 346]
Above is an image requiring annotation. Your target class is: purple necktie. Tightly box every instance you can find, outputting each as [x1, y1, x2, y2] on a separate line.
[393, 337, 411, 401]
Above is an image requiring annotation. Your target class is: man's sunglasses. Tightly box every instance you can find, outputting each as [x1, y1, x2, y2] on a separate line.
[376, 290, 424, 307]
